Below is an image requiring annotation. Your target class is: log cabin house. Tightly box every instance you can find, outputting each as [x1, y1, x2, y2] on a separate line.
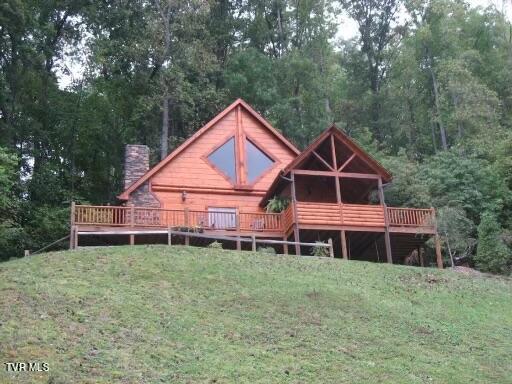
[71, 99, 442, 267]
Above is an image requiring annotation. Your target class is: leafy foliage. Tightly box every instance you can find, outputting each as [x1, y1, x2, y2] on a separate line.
[475, 212, 512, 274]
[310, 242, 330, 258]
[265, 196, 290, 213]
[1, 0, 511, 272]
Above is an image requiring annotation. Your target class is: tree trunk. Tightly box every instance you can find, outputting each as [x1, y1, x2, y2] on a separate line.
[161, 95, 169, 160]
[452, 93, 464, 141]
[430, 121, 437, 153]
[277, 6, 284, 56]
[429, 66, 448, 150]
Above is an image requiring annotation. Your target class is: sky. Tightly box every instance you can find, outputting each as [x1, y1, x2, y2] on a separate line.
[337, 0, 512, 40]
[58, 0, 512, 89]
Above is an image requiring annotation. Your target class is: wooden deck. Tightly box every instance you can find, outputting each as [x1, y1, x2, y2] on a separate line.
[72, 203, 436, 236]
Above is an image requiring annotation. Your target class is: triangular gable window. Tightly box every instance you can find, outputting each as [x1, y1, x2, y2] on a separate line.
[207, 136, 275, 185]
[246, 139, 274, 183]
[207, 137, 236, 182]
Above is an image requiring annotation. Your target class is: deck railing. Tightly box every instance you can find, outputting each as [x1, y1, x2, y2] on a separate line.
[386, 207, 435, 227]
[73, 205, 282, 232]
[73, 203, 436, 234]
[293, 202, 435, 229]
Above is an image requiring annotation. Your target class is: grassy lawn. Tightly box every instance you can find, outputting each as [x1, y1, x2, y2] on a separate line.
[0, 245, 511, 383]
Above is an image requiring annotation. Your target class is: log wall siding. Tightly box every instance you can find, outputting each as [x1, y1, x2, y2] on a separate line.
[151, 108, 297, 212]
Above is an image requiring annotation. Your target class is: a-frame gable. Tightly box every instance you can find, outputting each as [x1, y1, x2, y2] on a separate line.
[118, 99, 300, 200]
[261, 125, 391, 206]
[283, 125, 391, 179]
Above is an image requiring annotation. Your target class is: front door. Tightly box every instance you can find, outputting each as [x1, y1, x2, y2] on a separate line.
[208, 207, 237, 230]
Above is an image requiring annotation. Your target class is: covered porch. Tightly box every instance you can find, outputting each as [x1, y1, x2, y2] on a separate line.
[262, 125, 442, 267]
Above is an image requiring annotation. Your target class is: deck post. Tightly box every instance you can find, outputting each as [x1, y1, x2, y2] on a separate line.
[69, 226, 75, 250]
[236, 209, 241, 250]
[283, 237, 288, 255]
[73, 226, 78, 249]
[129, 204, 135, 245]
[168, 226, 172, 246]
[251, 235, 256, 252]
[291, 171, 301, 256]
[435, 234, 443, 269]
[184, 208, 190, 246]
[383, 230, 392, 264]
[378, 178, 393, 264]
[340, 230, 348, 260]
[328, 238, 334, 258]
[69, 202, 76, 250]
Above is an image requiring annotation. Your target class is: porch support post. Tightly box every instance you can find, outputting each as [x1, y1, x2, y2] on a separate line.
[435, 234, 443, 269]
[340, 230, 348, 260]
[184, 207, 190, 246]
[129, 203, 135, 246]
[291, 171, 301, 256]
[334, 177, 341, 204]
[283, 237, 288, 255]
[74, 226, 78, 249]
[433, 208, 443, 269]
[236, 209, 241, 250]
[378, 178, 393, 264]
[69, 202, 76, 250]
[383, 231, 392, 264]
[69, 226, 74, 250]
[331, 135, 342, 204]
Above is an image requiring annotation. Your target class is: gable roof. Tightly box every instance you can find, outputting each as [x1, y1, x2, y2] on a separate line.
[118, 99, 300, 200]
[285, 125, 391, 178]
[260, 125, 392, 205]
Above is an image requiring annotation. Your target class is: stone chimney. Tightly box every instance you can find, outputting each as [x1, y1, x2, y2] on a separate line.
[124, 145, 150, 189]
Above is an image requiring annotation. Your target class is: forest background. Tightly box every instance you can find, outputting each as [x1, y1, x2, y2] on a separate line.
[1, 0, 512, 273]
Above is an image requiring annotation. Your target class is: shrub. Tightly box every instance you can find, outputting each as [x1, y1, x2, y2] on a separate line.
[311, 242, 330, 257]
[208, 241, 223, 249]
[475, 212, 512, 274]
[257, 246, 276, 255]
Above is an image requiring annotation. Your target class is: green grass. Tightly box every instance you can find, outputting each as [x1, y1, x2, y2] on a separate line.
[1, 246, 511, 383]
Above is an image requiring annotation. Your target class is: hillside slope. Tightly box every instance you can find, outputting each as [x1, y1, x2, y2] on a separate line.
[1, 246, 511, 383]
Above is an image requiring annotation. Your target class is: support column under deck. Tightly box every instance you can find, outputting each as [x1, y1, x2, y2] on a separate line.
[294, 225, 301, 256]
[384, 229, 392, 264]
[378, 178, 393, 264]
[435, 234, 443, 269]
[340, 230, 348, 260]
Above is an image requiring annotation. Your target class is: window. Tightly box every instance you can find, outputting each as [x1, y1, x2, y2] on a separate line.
[208, 207, 236, 229]
[207, 137, 236, 182]
[206, 136, 275, 185]
[246, 139, 274, 183]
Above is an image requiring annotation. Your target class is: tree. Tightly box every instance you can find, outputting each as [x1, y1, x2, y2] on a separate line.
[436, 206, 476, 267]
[475, 212, 512, 274]
[0, 147, 23, 260]
[339, 0, 403, 141]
